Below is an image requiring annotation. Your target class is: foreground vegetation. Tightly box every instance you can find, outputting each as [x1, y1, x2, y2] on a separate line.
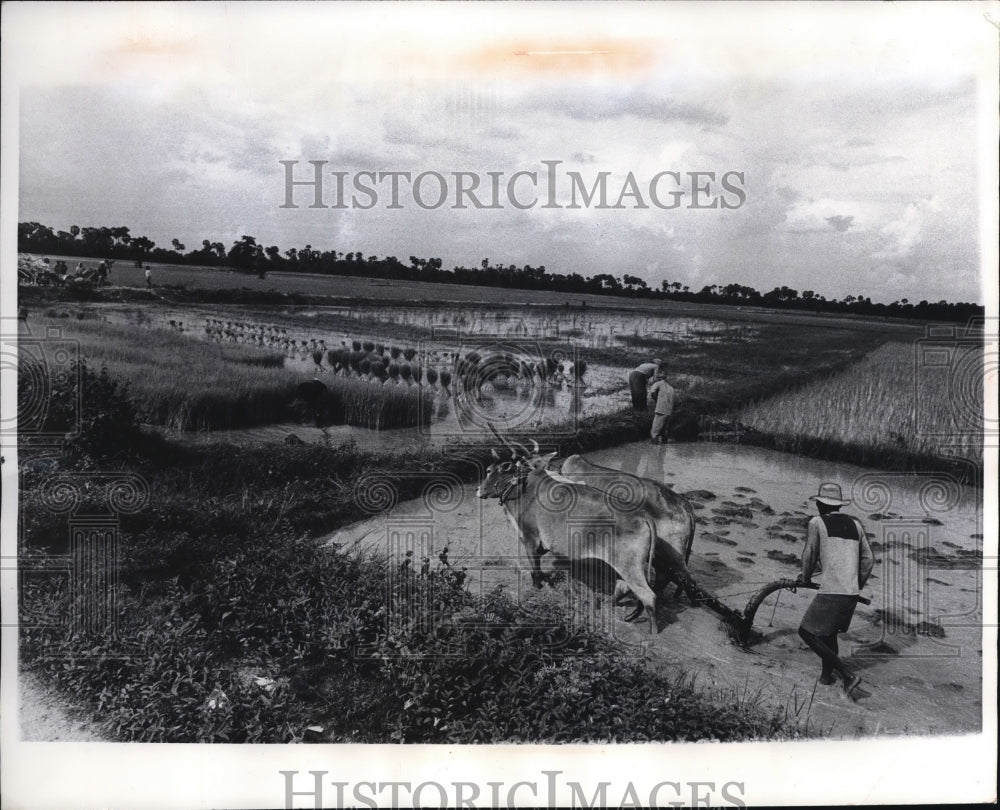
[29, 315, 431, 431]
[19, 363, 794, 742]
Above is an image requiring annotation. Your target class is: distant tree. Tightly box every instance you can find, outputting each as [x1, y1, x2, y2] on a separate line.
[227, 235, 263, 272]
[131, 235, 155, 263]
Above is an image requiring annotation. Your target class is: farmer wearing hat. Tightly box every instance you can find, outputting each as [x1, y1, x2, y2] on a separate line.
[647, 362, 674, 444]
[628, 358, 660, 411]
[797, 482, 874, 700]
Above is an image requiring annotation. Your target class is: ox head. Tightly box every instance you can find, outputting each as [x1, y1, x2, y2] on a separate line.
[476, 427, 556, 502]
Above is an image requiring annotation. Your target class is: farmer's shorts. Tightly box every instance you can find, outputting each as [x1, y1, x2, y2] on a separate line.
[629, 370, 647, 410]
[800, 593, 858, 636]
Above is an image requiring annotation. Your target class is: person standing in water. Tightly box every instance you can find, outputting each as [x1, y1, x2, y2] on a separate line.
[628, 358, 660, 411]
[797, 482, 874, 700]
[647, 363, 674, 444]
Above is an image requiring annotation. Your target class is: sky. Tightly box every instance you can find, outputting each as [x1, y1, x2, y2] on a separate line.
[6, 2, 997, 304]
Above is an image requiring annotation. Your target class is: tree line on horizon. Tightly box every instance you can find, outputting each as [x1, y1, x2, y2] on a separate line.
[18, 220, 983, 323]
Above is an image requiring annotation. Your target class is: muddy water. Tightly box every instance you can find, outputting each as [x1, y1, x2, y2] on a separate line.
[323, 441, 984, 739]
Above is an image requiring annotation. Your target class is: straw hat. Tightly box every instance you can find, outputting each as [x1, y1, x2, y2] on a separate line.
[810, 482, 850, 507]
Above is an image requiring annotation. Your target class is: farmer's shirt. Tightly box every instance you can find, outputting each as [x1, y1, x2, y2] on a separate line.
[648, 378, 675, 416]
[801, 513, 874, 596]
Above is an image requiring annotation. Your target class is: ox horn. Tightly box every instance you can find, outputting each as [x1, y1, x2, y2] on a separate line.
[488, 424, 530, 458]
[529, 438, 540, 454]
[490, 447, 501, 460]
[488, 423, 513, 449]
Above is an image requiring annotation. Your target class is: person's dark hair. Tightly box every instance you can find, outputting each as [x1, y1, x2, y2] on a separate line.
[817, 502, 840, 515]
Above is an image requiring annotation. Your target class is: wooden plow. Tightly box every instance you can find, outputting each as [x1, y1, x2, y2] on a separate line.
[673, 574, 870, 647]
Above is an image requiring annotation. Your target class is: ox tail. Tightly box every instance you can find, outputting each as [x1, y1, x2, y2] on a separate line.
[644, 519, 657, 588]
[682, 499, 696, 564]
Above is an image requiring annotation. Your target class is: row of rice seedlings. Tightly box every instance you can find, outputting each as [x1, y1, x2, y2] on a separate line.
[331, 376, 433, 430]
[38, 315, 284, 370]
[87, 359, 301, 431]
[36, 316, 428, 431]
[217, 343, 286, 367]
[733, 342, 983, 460]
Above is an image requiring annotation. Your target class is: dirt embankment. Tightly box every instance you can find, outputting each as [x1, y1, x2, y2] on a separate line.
[18, 671, 106, 741]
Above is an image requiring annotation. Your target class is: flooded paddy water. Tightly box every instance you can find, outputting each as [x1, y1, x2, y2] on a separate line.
[324, 440, 984, 738]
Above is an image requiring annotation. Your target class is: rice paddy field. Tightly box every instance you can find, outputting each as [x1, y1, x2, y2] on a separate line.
[26, 293, 901, 451]
[734, 340, 985, 467]
[16, 264, 990, 747]
[28, 313, 432, 431]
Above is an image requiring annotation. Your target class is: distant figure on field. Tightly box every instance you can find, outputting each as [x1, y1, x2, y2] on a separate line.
[797, 483, 874, 700]
[144, 266, 152, 288]
[628, 358, 660, 411]
[647, 363, 674, 444]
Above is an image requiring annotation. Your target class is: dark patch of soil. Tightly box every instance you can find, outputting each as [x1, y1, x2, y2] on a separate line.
[713, 505, 754, 519]
[701, 532, 739, 547]
[909, 546, 982, 570]
[765, 549, 799, 566]
[682, 489, 717, 501]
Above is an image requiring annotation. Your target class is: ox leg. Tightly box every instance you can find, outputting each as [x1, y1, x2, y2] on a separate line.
[618, 558, 658, 634]
[632, 581, 658, 634]
[521, 533, 547, 589]
[614, 580, 644, 622]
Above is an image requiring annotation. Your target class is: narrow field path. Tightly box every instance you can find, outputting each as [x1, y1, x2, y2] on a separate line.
[18, 671, 106, 742]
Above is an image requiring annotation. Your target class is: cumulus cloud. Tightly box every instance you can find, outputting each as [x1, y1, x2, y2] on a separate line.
[879, 196, 943, 258]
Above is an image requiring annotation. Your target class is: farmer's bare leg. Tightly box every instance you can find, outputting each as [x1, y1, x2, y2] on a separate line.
[799, 627, 854, 685]
[819, 634, 839, 684]
[650, 413, 668, 442]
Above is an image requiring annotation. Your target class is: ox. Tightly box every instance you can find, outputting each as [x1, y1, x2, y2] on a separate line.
[477, 435, 664, 632]
[557, 454, 696, 566]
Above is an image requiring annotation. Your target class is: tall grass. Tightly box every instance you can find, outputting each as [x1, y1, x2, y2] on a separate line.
[35, 316, 429, 431]
[733, 341, 983, 463]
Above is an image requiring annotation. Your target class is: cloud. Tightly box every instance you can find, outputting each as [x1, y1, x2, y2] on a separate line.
[523, 86, 728, 127]
[826, 215, 854, 232]
[878, 196, 942, 258]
